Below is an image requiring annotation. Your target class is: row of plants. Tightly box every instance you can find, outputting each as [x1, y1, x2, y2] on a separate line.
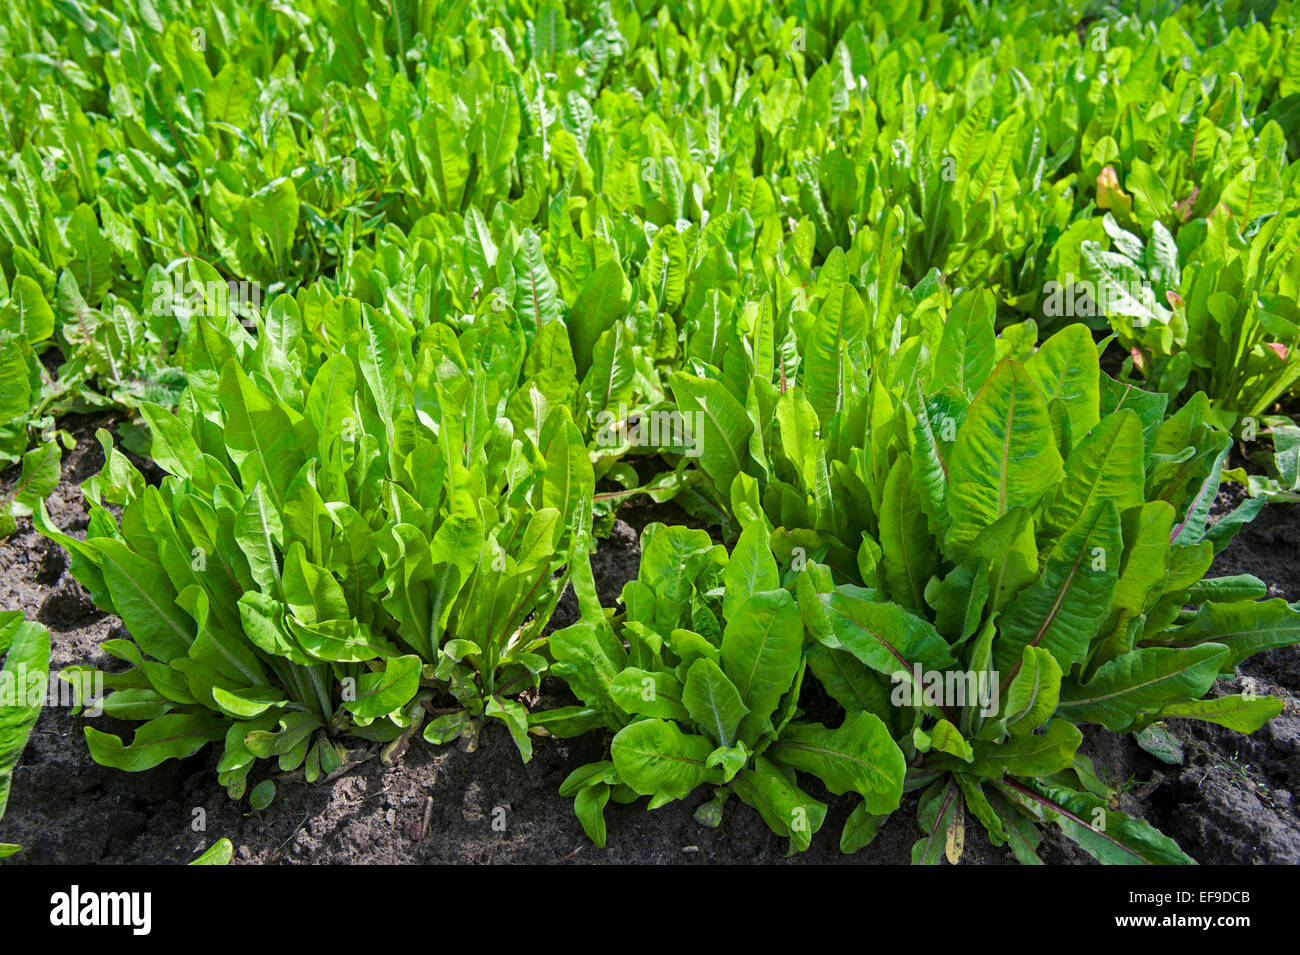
[3, 0, 1300, 864]
[5, 0, 1300, 521]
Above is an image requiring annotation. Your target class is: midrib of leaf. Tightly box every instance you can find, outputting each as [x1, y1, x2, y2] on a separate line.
[252, 486, 282, 587]
[998, 384, 1017, 518]
[893, 479, 923, 608]
[1004, 654, 1041, 726]
[622, 745, 703, 766]
[363, 319, 394, 426]
[529, 261, 543, 328]
[697, 676, 730, 745]
[829, 650, 876, 711]
[1159, 617, 1300, 650]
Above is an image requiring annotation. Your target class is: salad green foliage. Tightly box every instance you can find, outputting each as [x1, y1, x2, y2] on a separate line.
[543, 522, 903, 853]
[4, 0, 1300, 864]
[36, 281, 592, 789]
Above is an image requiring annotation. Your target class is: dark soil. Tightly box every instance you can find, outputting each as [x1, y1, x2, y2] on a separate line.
[0, 422, 1296, 865]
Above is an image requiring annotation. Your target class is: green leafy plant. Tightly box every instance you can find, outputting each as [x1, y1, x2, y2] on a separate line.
[778, 322, 1300, 862]
[539, 522, 904, 853]
[36, 293, 592, 794]
[0, 612, 50, 859]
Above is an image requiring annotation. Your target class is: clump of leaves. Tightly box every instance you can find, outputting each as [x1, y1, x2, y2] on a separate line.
[1082, 205, 1300, 425]
[36, 295, 592, 794]
[539, 522, 904, 853]
[782, 321, 1300, 863]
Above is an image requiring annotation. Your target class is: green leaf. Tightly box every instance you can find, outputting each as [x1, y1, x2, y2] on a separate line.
[1001, 780, 1193, 865]
[769, 712, 906, 813]
[189, 838, 234, 865]
[1156, 694, 1284, 733]
[85, 713, 228, 772]
[1023, 324, 1101, 443]
[512, 229, 561, 330]
[1152, 599, 1300, 672]
[682, 657, 749, 747]
[994, 503, 1121, 676]
[719, 590, 803, 744]
[574, 782, 610, 847]
[610, 718, 716, 801]
[0, 275, 54, 343]
[730, 756, 827, 854]
[933, 289, 996, 399]
[249, 779, 276, 811]
[1058, 645, 1229, 730]
[0, 614, 49, 820]
[1001, 646, 1063, 736]
[1039, 410, 1145, 536]
[840, 800, 888, 853]
[342, 655, 421, 719]
[930, 719, 1081, 778]
[947, 361, 1063, 550]
[669, 372, 753, 502]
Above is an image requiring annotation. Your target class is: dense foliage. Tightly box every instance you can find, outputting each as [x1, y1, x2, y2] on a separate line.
[3, 0, 1300, 864]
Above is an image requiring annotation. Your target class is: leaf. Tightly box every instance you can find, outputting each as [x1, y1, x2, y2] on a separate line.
[769, 712, 906, 813]
[719, 589, 803, 744]
[1058, 645, 1229, 730]
[730, 756, 827, 853]
[994, 503, 1121, 676]
[84, 713, 229, 772]
[573, 782, 610, 847]
[1157, 694, 1284, 733]
[1023, 324, 1101, 442]
[342, 655, 422, 719]
[0, 614, 49, 819]
[681, 657, 749, 747]
[189, 838, 234, 865]
[930, 719, 1082, 778]
[1135, 724, 1184, 765]
[933, 289, 996, 398]
[817, 590, 957, 686]
[610, 718, 716, 800]
[722, 523, 780, 619]
[879, 456, 937, 612]
[249, 779, 276, 811]
[669, 372, 753, 502]
[485, 696, 533, 762]
[3, 444, 61, 519]
[947, 361, 1063, 550]
[1001, 646, 1063, 736]
[569, 258, 630, 377]
[1002, 780, 1193, 865]
[840, 800, 887, 853]
[1151, 599, 1300, 672]
[0, 275, 55, 343]
[1039, 410, 1145, 536]
[512, 229, 561, 329]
